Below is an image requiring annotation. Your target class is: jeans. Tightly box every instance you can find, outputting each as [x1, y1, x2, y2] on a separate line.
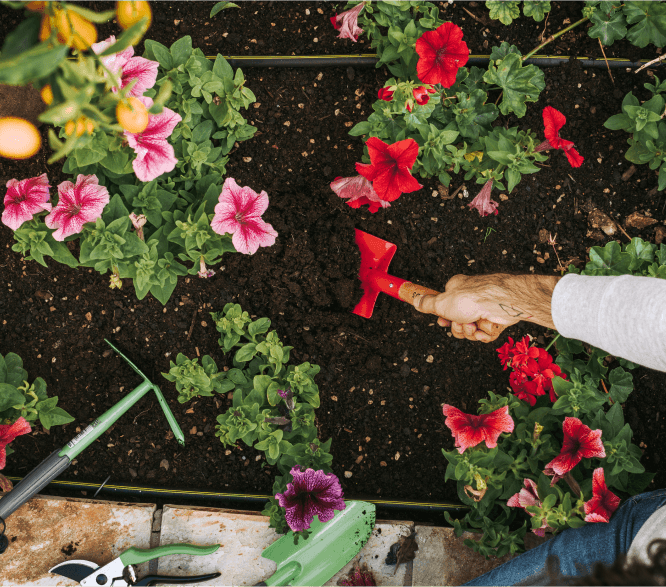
[464, 488, 666, 586]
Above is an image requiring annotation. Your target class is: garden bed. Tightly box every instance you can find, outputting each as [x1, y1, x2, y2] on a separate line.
[1, 1, 665, 506]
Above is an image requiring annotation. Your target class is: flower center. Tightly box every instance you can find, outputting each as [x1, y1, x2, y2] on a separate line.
[436, 48, 448, 63]
[12, 195, 26, 204]
[235, 211, 246, 225]
[67, 204, 83, 217]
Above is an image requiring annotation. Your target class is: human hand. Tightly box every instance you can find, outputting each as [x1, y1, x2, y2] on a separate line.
[413, 273, 559, 343]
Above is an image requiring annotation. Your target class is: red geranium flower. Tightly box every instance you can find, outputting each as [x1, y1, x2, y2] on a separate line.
[443, 404, 514, 454]
[377, 87, 394, 101]
[584, 468, 621, 523]
[497, 337, 515, 370]
[356, 137, 422, 202]
[536, 106, 584, 168]
[546, 417, 606, 476]
[522, 348, 566, 402]
[415, 22, 469, 87]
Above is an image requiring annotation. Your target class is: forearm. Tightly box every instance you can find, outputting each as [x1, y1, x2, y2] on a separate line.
[475, 274, 561, 330]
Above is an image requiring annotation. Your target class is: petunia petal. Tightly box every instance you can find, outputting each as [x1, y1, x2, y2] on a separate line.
[121, 56, 159, 97]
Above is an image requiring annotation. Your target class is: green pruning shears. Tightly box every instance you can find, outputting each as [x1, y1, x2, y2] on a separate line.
[49, 543, 221, 586]
[0, 340, 185, 547]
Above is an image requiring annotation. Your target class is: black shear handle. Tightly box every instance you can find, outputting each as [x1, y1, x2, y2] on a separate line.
[135, 572, 222, 586]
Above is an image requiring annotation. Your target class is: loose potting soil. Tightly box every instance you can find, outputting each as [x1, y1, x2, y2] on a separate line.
[1, 2, 664, 505]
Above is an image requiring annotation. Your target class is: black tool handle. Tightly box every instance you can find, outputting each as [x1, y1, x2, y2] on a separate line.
[0, 449, 71, 519]
[135, 572, 222, 586]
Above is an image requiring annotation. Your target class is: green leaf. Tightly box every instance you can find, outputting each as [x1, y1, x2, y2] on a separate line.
[149, 280, 177, 305]
[623, 1, 666, 48]
[0, 14, 40, 59]
[606, 401, 625, 437]
[349, 121, 371, 137]
[588, 241, 632, 274]
[0, 383, 26, 412]
[236, 343, 258, 363]
[210, 1, 240, 17]
[103, 194, 130, 224]
[483, 53, 545, 118]
[588, 7, 627, 46]
[170, 36, 193, 68]
[97, 19, 147, 55]
[523, 1, 551, 22]
[39, 406, 74, 430]
[211, 54, 233, 81]
[145, 40, 173, 70]
[248, 318, 271, 337]
[0, 41, 69, 85]
[608, 367, 634, 403]
[486, 0, 521, 25]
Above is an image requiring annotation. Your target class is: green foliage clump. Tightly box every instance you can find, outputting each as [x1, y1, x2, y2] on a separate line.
[0, 352, 74, 433]
[161, 304, 334, 533]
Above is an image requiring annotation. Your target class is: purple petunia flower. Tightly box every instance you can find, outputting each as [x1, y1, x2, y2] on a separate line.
[276, 466, 346, 532]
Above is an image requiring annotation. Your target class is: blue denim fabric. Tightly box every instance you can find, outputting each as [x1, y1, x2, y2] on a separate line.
[464, 489, 666, 586]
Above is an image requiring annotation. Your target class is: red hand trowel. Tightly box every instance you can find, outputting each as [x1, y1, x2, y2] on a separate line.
[352, 229, 503, 338]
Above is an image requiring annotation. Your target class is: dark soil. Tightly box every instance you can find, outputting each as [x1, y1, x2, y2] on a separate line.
[1, 2, 664, 506]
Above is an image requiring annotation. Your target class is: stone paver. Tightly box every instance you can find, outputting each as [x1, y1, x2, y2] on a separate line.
[412, 525, 551, 586]
[326, 521, 413, 587]
[158, 505, 413, 586]
[0, 495, 155, 586]
[157, 505, 277, 586]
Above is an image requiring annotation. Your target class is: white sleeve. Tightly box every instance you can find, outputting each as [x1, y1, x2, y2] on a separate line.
[551, 274, 666, 372]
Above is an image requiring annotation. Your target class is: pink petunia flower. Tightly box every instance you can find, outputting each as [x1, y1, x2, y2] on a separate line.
[442, 404, 514, 454]
[584, 468, 621, 523]
[507, 478, 554, 537]
[2, 173, 52, 231]
[45, 175, 110, 241]
[468, 180, 499, 217]
[330, 175, 390, 214]
[377, 87, 394, 101]
[124, 96, 182, 182]
[545, 417, 606, 476]
[330, 2, 365, 42]
[356, 137, 422, 203]
[415, 22, 469, 87]
[535, 106, 584, 168]
[276, 466, 346, 532]
[211, 178, 277, 255]
[92, 35, 158, 98]
[0, 417, 31, 470]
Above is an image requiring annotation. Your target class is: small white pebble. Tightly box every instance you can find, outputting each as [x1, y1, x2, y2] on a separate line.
[344, 471, 352, 478]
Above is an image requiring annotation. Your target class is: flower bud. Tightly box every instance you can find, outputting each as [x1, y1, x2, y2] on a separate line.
[377, 87, 394, 101]
[533, 422, 544, 441]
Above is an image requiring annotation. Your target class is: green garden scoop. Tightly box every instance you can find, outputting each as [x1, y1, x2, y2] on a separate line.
[0, 339, 184, 528]
[255, 501, 376, 586]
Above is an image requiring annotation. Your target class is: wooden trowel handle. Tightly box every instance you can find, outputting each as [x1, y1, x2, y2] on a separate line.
[398, 282, 504, 338]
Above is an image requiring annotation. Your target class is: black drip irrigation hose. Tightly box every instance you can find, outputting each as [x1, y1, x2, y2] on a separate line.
[211, 53, 660, 69]
[5, 475, 469, 523]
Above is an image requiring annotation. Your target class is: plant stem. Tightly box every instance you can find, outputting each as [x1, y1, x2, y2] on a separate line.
[544, 333, 560, 352]
[522, 16, 589, 62]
